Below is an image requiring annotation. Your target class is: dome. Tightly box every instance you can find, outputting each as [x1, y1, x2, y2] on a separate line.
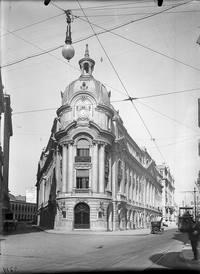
[62, 44, 111, 106]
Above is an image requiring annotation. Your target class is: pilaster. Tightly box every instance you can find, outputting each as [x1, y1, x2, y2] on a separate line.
[99, 142, 105, 193]
[62, 144, 67, 193]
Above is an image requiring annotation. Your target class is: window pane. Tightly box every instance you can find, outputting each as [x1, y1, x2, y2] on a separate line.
[77, 148, 89, 157]
[77, 139, 89, 148]
[77, 169, 89, 177]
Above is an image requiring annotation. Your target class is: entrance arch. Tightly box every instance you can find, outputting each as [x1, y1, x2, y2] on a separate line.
[74, 202, 90, 229]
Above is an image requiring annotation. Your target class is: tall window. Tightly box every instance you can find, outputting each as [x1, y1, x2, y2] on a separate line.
[76, 169, 89, 189]
[77, 139, 89, 157]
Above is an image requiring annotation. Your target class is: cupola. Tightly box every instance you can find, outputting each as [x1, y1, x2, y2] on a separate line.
[79, 44, 95, 77]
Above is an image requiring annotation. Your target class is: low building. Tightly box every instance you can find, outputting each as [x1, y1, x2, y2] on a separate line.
[36, 45, 165, 232]
[9, 194, 37, 223]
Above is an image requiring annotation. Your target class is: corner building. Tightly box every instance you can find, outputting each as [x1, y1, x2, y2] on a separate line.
[36, 45, 163, 231]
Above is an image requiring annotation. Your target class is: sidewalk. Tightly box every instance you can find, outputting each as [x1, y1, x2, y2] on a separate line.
[38, 226, 151, 235]
[180, 244, 200, 269]
[37, 223, 175, 235]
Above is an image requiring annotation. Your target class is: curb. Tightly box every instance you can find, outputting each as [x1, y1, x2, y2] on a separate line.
[37, 225, 176, 236]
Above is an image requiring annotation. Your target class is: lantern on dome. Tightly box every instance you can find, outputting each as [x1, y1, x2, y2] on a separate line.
[62, 10, 75, 61]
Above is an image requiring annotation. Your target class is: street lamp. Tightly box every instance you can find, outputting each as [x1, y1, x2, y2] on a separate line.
[44, 0, 51, 6]
[62, 10, 75, 61]
[194, 187, 197, 221]
[155, 0, 163, 6]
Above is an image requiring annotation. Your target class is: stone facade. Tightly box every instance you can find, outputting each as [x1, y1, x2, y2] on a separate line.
[36, 45, 164, 231]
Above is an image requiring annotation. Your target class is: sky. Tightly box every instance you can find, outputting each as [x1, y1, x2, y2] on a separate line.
[1, 0, 200, 206]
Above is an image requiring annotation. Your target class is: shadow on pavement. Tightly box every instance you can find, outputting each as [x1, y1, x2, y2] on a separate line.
[2, 223, 42, 236]
[171, 231, 190, 245]
[149, 251, 198, 272]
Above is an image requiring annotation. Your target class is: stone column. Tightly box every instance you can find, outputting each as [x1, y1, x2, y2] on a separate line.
[99, 143, 105, 193]
[62, 145, 67, 193]
[112, 159, 117, 198]
[92, 142, 98, 193]
[130, 171, 133, 202]
[55, 147, 61, 193]
[133, 172, 136, 202]
[108, 157, 112, 191]
[138, 176, 141, 203]
[147, 181, 150, 206]
[153, 185, 155, 208]
[143, 177, 147, 206]
[150, 183, 152, 206]
[43, 178, 46, 203]
[68, 143, 73, 193]
[126, 168, 129, 199]
[136, 175, 138, 203]
[121, 162, 125, 194]
[112, 201, 118, 231]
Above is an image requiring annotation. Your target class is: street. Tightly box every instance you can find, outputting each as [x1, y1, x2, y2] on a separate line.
[0, 224, 199, 273]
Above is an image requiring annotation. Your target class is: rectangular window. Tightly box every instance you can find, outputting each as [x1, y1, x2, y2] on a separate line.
[62, 211, 66, 218]
[76, 169, 89, 189]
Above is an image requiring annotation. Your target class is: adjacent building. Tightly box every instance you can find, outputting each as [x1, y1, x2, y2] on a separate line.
[9, 193, 37, 223]
[0, 69, 13, 233]
[36, 45, 167, 231]
[157, 165, 175, 223]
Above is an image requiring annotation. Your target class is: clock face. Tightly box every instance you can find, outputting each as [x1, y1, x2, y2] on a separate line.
[80, 107, 87, 117]
[75, 97, 93, 120]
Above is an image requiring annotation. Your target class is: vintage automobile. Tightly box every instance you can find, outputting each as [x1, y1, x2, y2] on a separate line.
[150, 218, 168, 234]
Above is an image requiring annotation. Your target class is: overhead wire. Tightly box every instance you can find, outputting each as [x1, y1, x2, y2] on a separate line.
[3, 28, 73, 67]
[136, 100, 200, 134]
[1, 1, 196, 71]
[147, 135, 199, 149]
[71, 1, 187, 11]
[70, 1, 148, 11]
[4, 0, 199, 157]
[76, 10, 200, 17]
[12, 108, 57, 115]
[74, 1, 200, 74]
[111, 87, 200, 102]
[75, 0, 167, 163]
[0, 12, 65, 38]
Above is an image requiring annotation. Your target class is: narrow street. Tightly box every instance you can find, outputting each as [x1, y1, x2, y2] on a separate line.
[1, 225, 198, 273]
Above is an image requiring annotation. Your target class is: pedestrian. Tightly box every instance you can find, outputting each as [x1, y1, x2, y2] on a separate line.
[187, 217, 200, 261]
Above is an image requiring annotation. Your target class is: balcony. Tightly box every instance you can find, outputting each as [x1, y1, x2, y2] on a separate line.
[75, 156, 91, 162]
[74, 188, 91, 194]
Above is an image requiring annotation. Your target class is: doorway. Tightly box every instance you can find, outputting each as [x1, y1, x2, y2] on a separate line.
[74, 202, 90, 229]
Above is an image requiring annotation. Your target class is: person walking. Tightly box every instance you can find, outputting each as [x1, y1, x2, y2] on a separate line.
[187, 217, 200, 261]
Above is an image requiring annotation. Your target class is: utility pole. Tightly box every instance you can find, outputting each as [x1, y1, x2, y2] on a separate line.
[194, 187, 197, 221]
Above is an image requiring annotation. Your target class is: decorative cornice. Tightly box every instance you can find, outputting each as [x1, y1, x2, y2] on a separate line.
[56, 104, 71, 116]
[55, 121, 77, 141]
[89, 121, 115, 142]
